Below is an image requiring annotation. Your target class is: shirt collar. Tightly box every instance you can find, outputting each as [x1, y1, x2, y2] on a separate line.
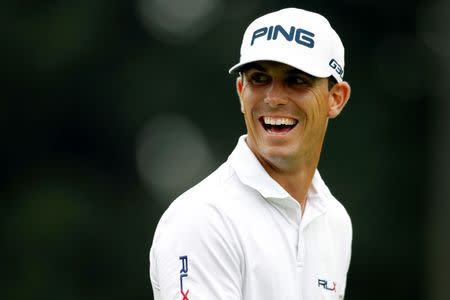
[229, 135, 329, 223]
[229, 135, 290, 199]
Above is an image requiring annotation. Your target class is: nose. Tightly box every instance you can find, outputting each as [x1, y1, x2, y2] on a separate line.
[264, 80, 288, 107]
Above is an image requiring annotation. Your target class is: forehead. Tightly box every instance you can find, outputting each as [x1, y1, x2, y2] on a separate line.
[242, 61, 312, 76]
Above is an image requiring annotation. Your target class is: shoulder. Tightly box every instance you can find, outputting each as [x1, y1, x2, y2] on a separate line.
[149, 162, 245, 298]
[314, 171, 352, 233]
[319, 181, 353, 262]
[152, 162, 240, 245]
[326, 194, 352, 236]
[313, 171, 353, 250]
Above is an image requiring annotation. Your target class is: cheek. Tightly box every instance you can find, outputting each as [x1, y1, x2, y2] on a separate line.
[240, 88, 260, 113]
[241, 84, 255, 101]
[308, 89, 330, 117]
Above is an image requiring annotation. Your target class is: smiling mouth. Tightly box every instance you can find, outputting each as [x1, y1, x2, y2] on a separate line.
[260, 116, 298, 134]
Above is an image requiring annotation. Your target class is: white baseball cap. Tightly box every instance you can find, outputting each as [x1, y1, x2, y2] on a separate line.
[229, 8, 345, 82]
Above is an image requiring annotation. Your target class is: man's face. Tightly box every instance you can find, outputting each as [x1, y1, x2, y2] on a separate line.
[237, 61, 337, 171]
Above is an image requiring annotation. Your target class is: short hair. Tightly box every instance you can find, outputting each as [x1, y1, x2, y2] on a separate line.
[328, 76, 338, 90]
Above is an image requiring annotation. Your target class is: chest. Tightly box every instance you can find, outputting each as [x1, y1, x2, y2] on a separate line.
[238, 209, 345, 300]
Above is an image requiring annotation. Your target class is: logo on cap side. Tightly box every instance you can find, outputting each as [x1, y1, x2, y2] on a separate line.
[329, 59, 344, 79]
[251, 25, 315, 48]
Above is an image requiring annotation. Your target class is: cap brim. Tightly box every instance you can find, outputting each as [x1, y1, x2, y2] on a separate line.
[228, 56, 332, 79]
[228, 62, 246, 74]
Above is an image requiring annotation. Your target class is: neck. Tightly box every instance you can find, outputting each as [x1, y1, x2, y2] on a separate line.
[265, 158, 318, 214]
[245, 135, 325, 214]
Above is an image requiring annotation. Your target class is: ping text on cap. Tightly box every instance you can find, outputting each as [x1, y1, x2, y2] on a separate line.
[251, 25, 315, 48]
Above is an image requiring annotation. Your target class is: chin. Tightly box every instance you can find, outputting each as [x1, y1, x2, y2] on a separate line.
[261, 147, 298, 167]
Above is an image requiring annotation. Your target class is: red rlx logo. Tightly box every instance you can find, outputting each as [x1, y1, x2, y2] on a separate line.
[179, 256, 189, 299]
[318, 279, 336, 292]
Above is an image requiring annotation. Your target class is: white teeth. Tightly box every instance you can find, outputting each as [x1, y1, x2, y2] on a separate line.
[263, 116, 297, 125]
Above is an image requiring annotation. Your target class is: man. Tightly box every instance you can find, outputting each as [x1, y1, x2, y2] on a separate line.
[149, 7, 352, 300]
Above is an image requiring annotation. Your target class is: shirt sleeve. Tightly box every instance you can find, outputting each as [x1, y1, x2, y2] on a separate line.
[149, 202, 243, 300]
[339, 213, 353, 300]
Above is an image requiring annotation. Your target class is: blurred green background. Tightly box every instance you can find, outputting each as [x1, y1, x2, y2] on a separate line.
[2, 0, 450, 299]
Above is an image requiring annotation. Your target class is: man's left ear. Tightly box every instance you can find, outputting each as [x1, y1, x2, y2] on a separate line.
[328, 81, 351, 119]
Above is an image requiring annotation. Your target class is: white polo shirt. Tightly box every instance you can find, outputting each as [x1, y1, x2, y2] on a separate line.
[149, 135, 352, 300]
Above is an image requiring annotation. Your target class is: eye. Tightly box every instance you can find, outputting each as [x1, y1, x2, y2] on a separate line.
[286, 75, 309, 86]
[247, 72, 271, 85]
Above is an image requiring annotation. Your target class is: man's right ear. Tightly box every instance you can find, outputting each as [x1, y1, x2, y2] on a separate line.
[236, 76, 244, 113]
